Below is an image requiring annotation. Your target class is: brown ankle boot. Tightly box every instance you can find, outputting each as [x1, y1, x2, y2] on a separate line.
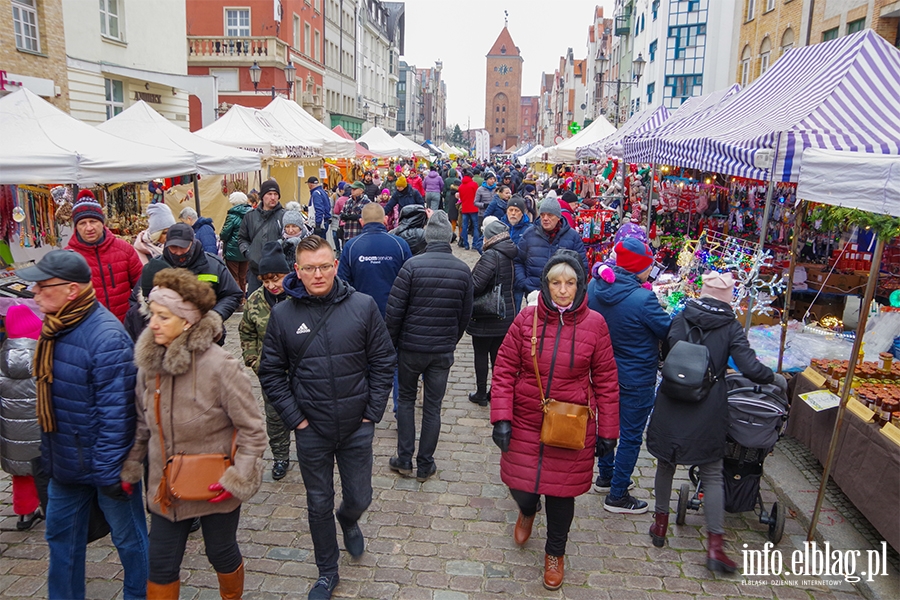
[147, 580, 180, 600]
[706, 532, 737, 573]
[217, 562, 245, 599]
[649, 512, 669, 547]
[543, 554, 564, 590]
[514, 511, 536, 546]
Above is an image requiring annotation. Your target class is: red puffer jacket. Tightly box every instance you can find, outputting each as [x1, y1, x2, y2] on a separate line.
[491, 293, 619, 498]
[67, 228, 143, 322]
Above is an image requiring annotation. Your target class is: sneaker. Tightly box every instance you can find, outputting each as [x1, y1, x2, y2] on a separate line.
[339, 520, 365, 557]
[592, 476, 636, 494]
[272, 459, 289, 481]
[307, 574, 339, 600]
[416, 463, 437, 482]
[603, 492, 649, 514]
[16, 508, 43, 531]
[389, 456, 412, 477]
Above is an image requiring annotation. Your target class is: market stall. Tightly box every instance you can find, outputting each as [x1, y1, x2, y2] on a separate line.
[358, 127, 410, 158]
[576, 105, 671, 160]
[332, 126, 375, 158]
[541, 118, 616, 163]
[393, 133, 431, 158]
[261, 97, 356, 159]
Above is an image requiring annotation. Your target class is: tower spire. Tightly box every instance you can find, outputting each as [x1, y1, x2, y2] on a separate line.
[504, 10, 508, 27]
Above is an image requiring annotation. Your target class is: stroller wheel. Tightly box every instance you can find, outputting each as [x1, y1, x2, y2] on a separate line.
[676, 483, 690, 526]
[688, 465, 700, 486]
[767, 501, 785, 544]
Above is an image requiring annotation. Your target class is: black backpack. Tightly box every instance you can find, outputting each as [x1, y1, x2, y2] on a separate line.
[659, 319, 722, 403]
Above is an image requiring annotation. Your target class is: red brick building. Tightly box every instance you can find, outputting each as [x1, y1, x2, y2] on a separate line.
[519, 96, 539, 146]
[185, 0, 325, 131]
[484, 26, 522, 151]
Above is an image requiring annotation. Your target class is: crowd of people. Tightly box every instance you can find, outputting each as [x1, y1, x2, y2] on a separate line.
[0, 157, 788, 599]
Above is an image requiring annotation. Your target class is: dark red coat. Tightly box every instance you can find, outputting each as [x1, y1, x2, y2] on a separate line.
[67, 228, 143, 322]
[490, 295, 619, 498]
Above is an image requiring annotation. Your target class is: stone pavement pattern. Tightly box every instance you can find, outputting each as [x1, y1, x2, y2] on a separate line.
[0, 247, 869, 599]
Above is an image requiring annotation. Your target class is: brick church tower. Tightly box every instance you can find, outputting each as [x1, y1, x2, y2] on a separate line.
[485, 26, 523, 151]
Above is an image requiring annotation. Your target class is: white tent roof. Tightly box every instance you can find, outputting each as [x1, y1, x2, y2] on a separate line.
[393, 133, 430, 157]
[194, 104, 318, 158]
[97, 101, 261, 175]
[0, 88, 197, 185]
[358, 127, 409, 157]
[521, 144, 546, 164]
[797, 149, 900, 216]
[543, 119, 617, 163]
[261, 97, 356, 158]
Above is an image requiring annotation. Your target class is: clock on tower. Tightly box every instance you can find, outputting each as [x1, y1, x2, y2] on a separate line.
[498, 64, 512, 75]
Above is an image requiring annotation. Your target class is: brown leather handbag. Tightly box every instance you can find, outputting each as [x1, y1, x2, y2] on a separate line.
[531, 309, 593, 451]
[153, 375, 236, 511]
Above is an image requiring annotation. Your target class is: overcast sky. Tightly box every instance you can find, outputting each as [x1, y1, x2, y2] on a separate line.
[399, 0, 614, 130]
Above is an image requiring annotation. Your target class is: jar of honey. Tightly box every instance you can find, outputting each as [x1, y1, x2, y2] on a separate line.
[880, 352, 894, 372]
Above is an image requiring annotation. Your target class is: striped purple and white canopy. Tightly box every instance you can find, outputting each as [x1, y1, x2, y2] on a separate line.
[622, 84, 741, 164]
[651, 30, 900, 182]
[576, 105, 671, 160]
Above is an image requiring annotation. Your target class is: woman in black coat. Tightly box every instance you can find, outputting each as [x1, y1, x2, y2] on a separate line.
[466, 217, 517, 406]
[646, 272, 786, 573]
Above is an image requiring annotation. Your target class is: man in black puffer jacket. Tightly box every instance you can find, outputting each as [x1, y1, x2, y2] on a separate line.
[385, 211, 473, 483]
[390, 204, 428, 256]
[259, 235, 395, 599]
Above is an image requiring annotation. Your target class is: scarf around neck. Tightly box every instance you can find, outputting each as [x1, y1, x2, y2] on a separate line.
[34, 283, 98, 432]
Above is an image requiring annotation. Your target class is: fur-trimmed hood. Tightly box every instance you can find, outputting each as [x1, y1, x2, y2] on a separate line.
[134, 311, 223, 375]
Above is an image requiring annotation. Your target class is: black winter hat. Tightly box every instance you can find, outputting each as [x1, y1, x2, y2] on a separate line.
[258, 241, 291, 275]
[260, 179, 281, 197]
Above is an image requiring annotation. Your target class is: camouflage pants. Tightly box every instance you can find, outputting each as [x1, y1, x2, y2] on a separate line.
[263, 393, 292, 460]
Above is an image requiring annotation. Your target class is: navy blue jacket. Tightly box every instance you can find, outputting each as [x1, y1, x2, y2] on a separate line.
[503, 214, 531, 244]
[587, 266, 672, 387]
[310, 186, 331, 229]
[384, 186, 424, 215]
[514, 220, 588, 293]
[338, 222, 412, 317]
[192, 217, 218, 255]
[40, 303, 137, 487]
[483, 195, 508, 221]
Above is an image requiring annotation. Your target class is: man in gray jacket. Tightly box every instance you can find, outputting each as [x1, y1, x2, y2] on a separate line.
[239, 179, 284, 294]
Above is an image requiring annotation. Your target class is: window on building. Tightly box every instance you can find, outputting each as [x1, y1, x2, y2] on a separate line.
[100, 0, 122, 40]
[210, 68, 239, 92]
[501, 127, 505, 132]
[501, 118, 505, 123]
[649, 39, 658, 61]
[495, 81, 499, 86]
[304, 23, 311, 55]
[665, 74, 702, 100]
[652, 0, 659, 20]
[740, 45, 751, 87]
[495, 127, 499, 132]
[502, 106, 506, 112]
[495, 106, 499, 112]
[781, 28, 794, 55]
[688, 0, 699, 11]
[12, 0, 40, 53]
[505, 81, 509, 86]
[669, 24, 707, 58]
[313, 0, 319, 12]
[293, 15, 300, 49]
[765, 0, 775, 12]
[759, 36, 771, 76]
[846, 18, 865, 35]
[495, 118, 499, 123]
[647, 82, 655, 104]
[314, 30, 320, 61]
[225, 8, 249, 37]
[746, 0, 755, 21]
[104, 78, 124, 120]
[822, 27, 838, 42]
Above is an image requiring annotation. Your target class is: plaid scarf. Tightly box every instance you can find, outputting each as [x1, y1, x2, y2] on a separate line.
[33, 283, 97, 432]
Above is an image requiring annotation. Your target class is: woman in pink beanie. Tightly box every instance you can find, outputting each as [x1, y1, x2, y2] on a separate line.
[1, 305, 44, 530]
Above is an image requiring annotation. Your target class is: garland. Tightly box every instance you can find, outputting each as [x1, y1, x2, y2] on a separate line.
[808, 205, 900, 241]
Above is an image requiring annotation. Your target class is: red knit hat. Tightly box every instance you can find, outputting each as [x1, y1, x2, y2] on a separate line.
[614, 238, 654, 274]
[71, 189, 105, 225]
[6, 305, 42, 340]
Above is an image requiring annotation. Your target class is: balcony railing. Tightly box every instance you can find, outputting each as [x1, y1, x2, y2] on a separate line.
[614, 14, 631, 36]
[187, 36, 290, 66]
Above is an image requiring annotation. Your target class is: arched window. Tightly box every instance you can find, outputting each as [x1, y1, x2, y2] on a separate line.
[781, 28, 795, 55]
[740, 44, 752, 87]
[759, 36, 772, 76]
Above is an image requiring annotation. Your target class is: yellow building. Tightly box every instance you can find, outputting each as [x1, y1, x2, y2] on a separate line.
[808, 0, 899, 48]
[735, 0, 806, 87]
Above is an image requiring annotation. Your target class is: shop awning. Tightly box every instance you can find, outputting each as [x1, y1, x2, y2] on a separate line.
[97, 101, 261, 175]
[577, 105, 671, 160]
[261, 97, 356, 158]
[358, 127, 409, 157]
[332, 125, 375, 158]
[797, 148, 900, 216]
[0, 88, 196, 185]
[194, 104, 319, 158]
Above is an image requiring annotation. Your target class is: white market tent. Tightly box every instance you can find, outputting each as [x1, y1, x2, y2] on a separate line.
[577, 105, 671, 160]
[97, 101, 261, 175]
[261, 97, 356, 158]
[542, 118, 617, 163]
[194, 104, 318, 158]
[797, 149, 900, 215]
[393, 133, 431, 158]
[521, 144, 547, 164]
[0, 88, 196, 185]
[358, 127, 409, 157]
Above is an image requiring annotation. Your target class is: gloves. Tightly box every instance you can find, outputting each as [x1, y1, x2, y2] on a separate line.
[492, 421, 512, 453]
[595, 437, 617, 458]
[100, 482, 133, 502]
[772, 373, 788, 393]
[208, 482, 233, 503]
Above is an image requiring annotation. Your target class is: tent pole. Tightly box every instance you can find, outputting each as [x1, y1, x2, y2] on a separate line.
[645, 140, 659, 232]
[778, 200, 807, 372]
[807, 236, 884, 542]
[193, 174, 201, 217]
[746, 131, 784, 331]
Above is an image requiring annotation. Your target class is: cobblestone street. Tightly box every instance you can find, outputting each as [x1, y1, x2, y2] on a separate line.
[0, 248, 880, 599]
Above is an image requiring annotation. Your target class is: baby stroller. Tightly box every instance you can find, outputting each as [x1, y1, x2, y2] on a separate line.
[676, 373, 790, 544]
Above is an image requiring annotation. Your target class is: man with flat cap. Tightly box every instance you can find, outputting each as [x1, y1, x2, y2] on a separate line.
[17, 250, 149, 600]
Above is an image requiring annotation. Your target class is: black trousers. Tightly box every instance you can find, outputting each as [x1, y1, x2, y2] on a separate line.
[471, 335, 504, 394]
[509, 488, 575, 557]
[148, 507, 242, 584]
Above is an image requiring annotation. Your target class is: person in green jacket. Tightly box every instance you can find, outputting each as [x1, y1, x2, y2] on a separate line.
[220, 191, 253, 298]
[238, 242, 293, 480]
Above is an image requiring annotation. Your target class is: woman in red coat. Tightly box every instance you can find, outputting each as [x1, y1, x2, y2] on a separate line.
[490, 249, 619, 591]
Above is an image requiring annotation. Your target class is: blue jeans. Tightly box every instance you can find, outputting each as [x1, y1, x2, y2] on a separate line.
[396, 351, 454, 472]
[425, 191, 442, 210]
[597, 383, 656, 499]
[46, 479, 149, 600]
[461, 213, 482, 251]
[295, 421, 375, 577]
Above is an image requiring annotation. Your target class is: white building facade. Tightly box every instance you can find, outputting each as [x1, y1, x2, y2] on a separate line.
[324, 0, 359, 131]
[357, 0, 402, 132]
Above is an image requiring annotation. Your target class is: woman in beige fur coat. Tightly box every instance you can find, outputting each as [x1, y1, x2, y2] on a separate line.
[120, 268, 266, 600]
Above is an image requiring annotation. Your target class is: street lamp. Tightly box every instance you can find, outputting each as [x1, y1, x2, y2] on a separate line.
[597, 52, 646, 126]
[249, 60, 296, 99]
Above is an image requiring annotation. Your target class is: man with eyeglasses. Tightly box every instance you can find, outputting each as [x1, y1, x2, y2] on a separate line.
[258, 235, 395, 600]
